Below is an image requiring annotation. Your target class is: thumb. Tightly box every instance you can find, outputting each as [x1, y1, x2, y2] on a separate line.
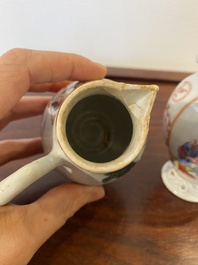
[27, 183, 105, 250]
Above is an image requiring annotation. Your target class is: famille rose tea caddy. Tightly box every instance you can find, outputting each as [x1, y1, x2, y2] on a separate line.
[0, 79, 158, 205]
[162, 70, 198, 202]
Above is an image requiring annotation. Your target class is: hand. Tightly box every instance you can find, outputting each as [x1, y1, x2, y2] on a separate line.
[0, 48, 106, 265]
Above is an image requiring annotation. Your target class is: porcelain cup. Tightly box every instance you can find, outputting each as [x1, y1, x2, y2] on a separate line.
[0, 79, 158, 205]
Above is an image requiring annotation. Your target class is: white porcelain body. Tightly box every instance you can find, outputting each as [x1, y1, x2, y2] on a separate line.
[162, 72, 198, 202]
[0, 79, 158, 205]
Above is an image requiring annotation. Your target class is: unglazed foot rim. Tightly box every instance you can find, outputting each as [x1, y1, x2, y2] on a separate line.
[161, 160, 198, 203]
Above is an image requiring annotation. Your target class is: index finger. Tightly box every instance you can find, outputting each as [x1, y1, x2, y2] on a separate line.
[0, 48, 107, 119]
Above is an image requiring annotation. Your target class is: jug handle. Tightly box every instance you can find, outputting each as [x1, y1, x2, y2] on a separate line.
[0, 152, 63, 205]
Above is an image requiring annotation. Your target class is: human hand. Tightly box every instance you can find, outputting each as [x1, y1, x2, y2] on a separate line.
[0, 48, 106, 265]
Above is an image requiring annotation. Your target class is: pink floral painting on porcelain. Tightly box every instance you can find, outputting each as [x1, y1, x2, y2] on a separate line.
[162, 65, 198, 202]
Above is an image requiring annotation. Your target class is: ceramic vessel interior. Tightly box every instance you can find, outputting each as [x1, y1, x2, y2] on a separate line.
[66, 94, 133, 163]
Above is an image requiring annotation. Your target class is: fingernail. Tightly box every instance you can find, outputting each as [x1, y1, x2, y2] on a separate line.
[89, 186, 105, 202]
[95, 63, 107, 72]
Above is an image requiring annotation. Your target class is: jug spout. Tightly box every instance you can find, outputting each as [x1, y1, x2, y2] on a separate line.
[119, 84, 159, 121]
[108, 82, 159, 170]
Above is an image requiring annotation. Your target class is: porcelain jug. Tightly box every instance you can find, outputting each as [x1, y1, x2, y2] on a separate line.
[0, 79, 158, 205]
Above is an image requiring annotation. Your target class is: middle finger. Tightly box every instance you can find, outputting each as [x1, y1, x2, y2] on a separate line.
[0, 138, 42, 166]
[29, 80, 72, 93]
[0, 96, 51, 130]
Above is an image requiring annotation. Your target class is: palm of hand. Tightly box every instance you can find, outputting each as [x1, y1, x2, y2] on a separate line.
[0, 49, 105, 265]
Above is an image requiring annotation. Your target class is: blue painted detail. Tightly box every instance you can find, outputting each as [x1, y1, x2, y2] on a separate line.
[102, 161, 136, 183]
